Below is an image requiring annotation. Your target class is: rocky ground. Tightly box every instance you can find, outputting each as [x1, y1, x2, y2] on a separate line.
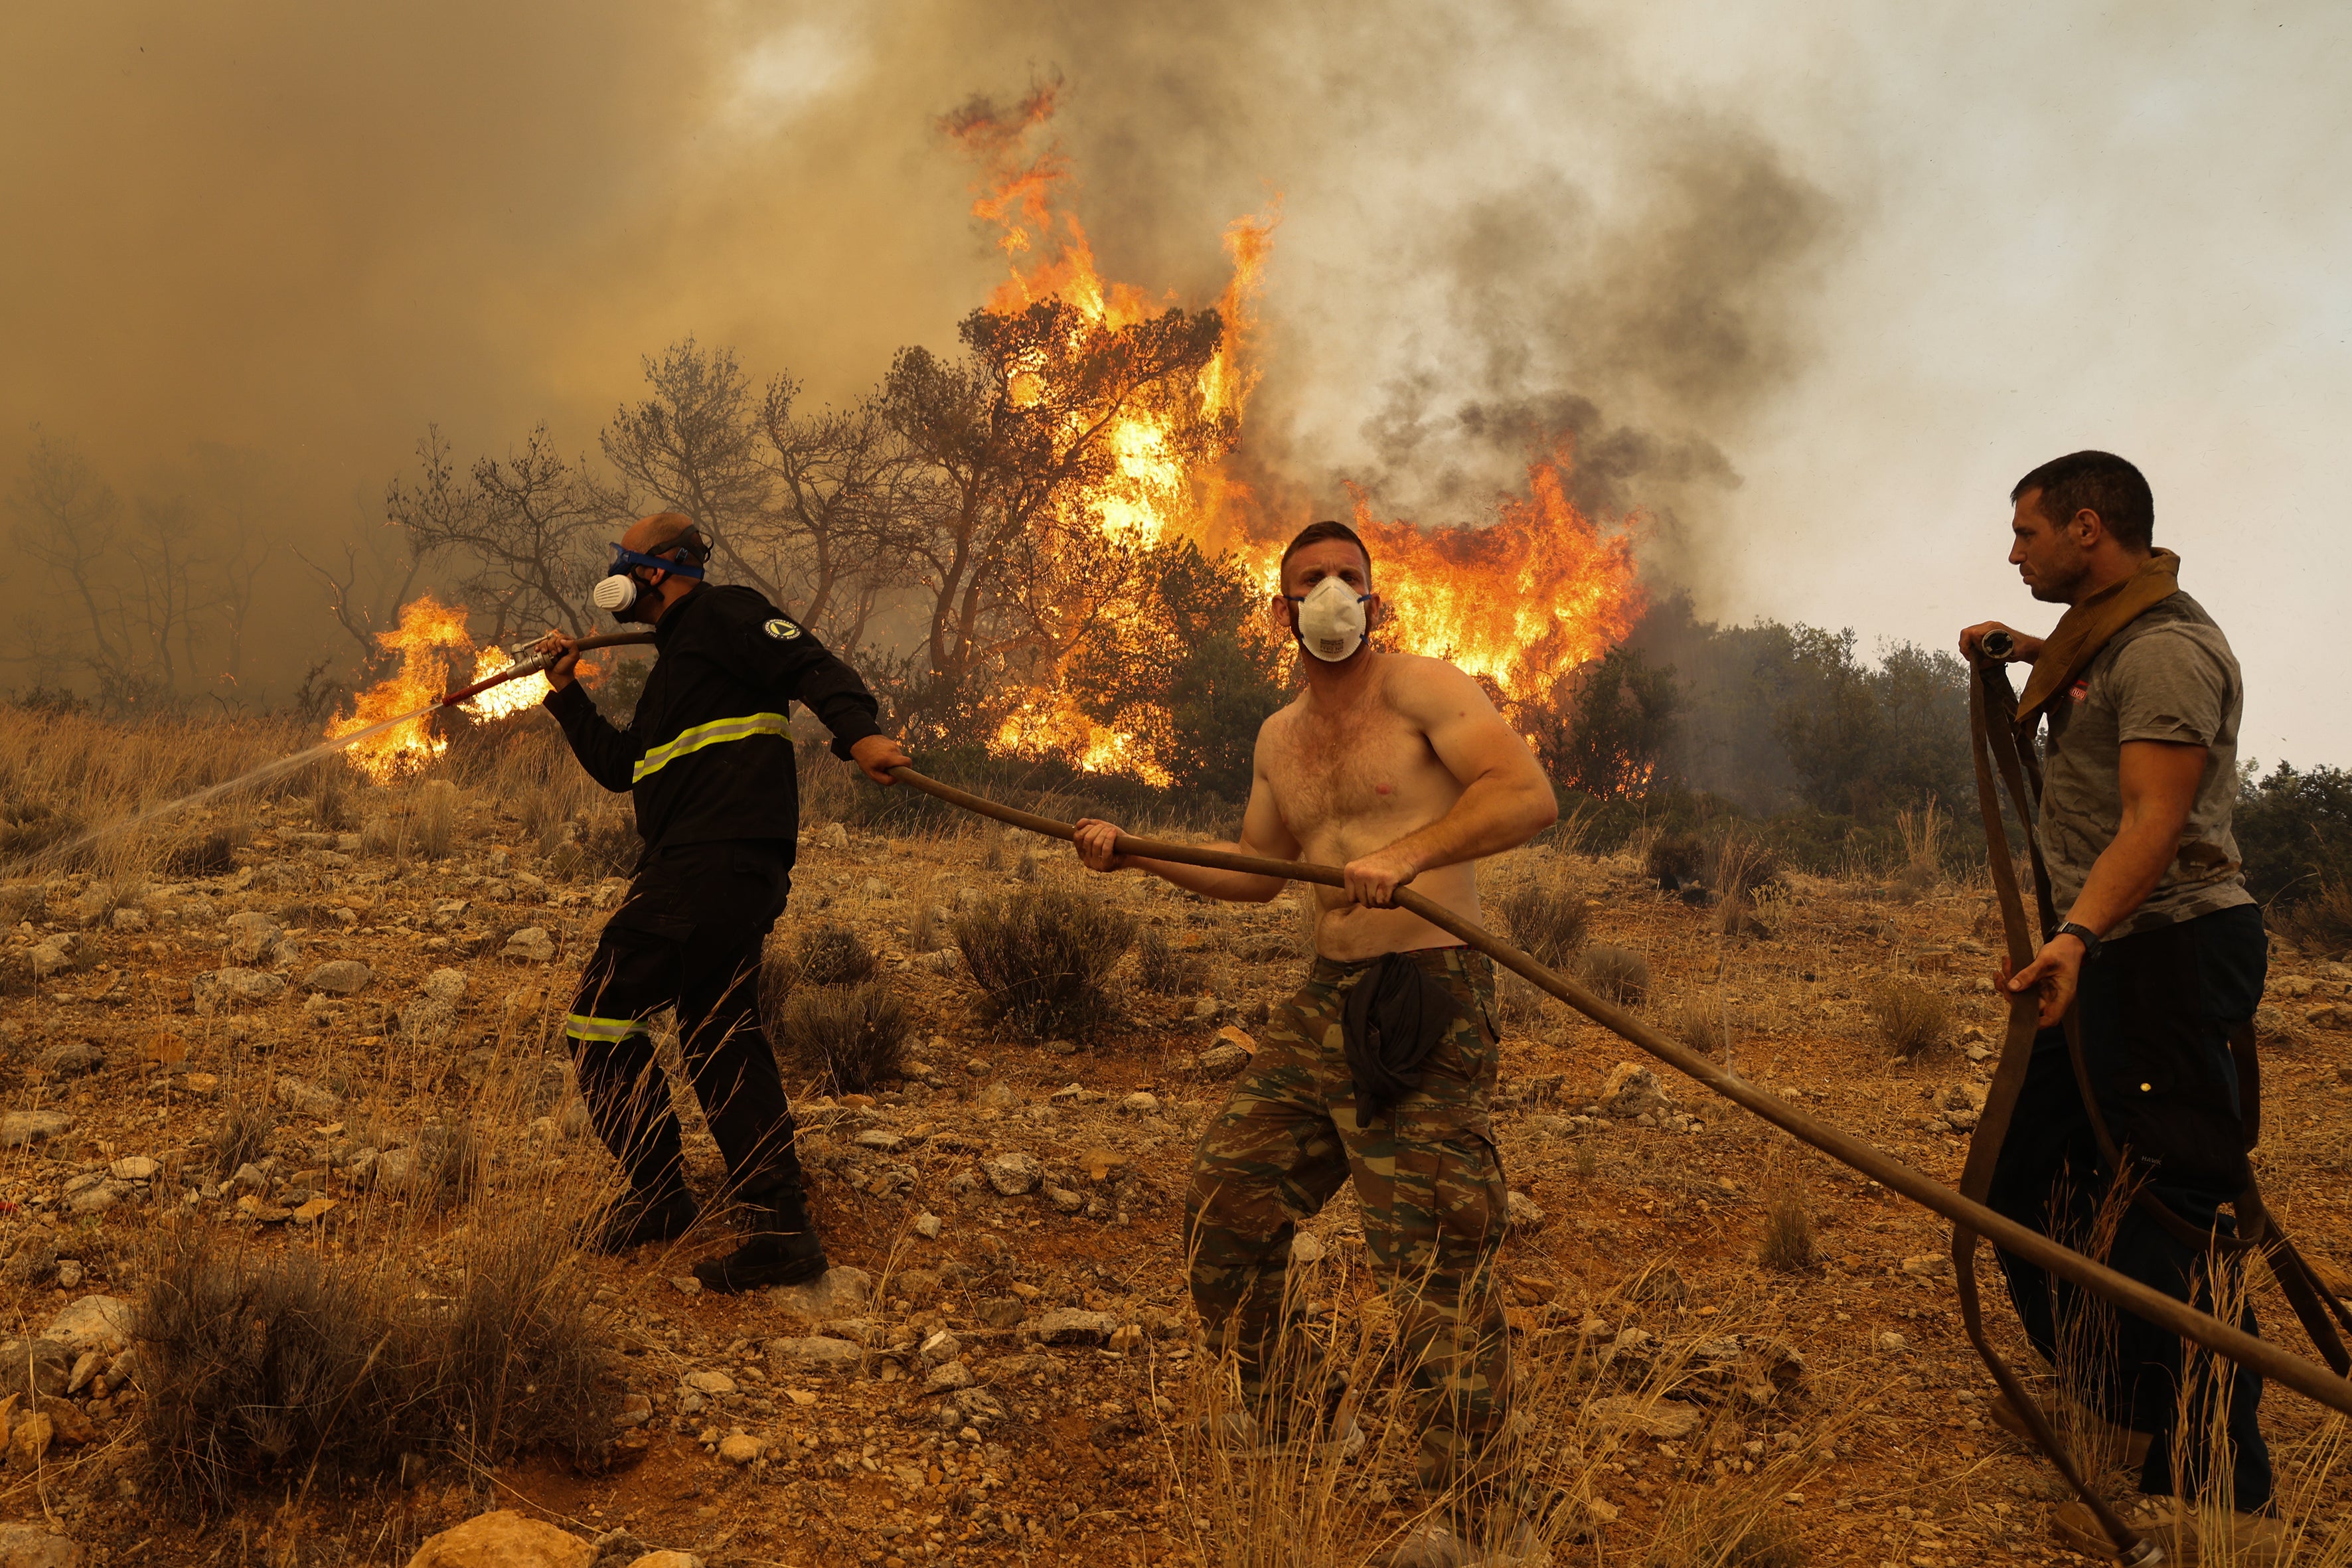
[3, 779, 2351, 1567]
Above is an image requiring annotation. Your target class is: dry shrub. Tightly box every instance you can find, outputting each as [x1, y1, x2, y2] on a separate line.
[1707, 833, 1784, 902]
[1672, 993, 1731, 1056]
[309, 763, 357, 832]
[1498, 867, 1593, 971]
[137, 1208, 618, 1506]
[209, 1099, 276, 1178]
[414, 779, 459, 862]
[1646, 830, 1705, 891]
[1136, 927, 1210, 995]
[1577, 945, 1650, 1006]
[548, 807, 637, 880]
[2284, 882, 2352, 955]
[955, 881, 1138, 1040]
[910, 902, 943, 953]
[1164, 1261, 1843, 1568]
[775, 981, 911, 1093]
[410, 1121, 487, 1208]
[1759, 1173, 1816, 1274]
[771, 923, 878, 994]
[1866, 979, 1949, 1057]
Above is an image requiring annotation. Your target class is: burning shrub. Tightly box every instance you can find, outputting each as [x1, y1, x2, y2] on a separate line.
[775, 982, 911, 1095]
[137, 1207, 617, 1505]
[1576, 945, 1649, 1006]
[1867, 979, 1949, 1058]
[1135, 927, 1210, 995]
[1496, 868, 1591, 971]
[955, 882, 1138, 1040]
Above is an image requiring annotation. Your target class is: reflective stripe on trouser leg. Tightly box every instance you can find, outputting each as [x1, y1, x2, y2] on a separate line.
[565, 1012, 640, 1044]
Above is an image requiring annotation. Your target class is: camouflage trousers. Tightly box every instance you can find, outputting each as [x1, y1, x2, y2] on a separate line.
[1186, 946, 1510, 1493]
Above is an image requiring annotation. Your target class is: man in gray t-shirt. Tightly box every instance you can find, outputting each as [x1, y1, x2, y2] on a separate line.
[1962, 449, 2279, 1561]
[2038, 593, 2255, 937]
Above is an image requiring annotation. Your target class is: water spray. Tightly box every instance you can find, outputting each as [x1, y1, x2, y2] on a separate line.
[3, 630, 655, 878]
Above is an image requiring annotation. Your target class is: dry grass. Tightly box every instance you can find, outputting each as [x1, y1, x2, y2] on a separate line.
[1578, 945, 1651, 1006]
[2284, 883, 2352, 956]
[208, 1098, 277, 1178]
[1865, 979, 1950, 1058]
[1137, 927, 1210, 996]
[1758, 1170, 1815, 1275]
[955, 879, 1138, 1040]
[1497, 865, 1593, 970]
[1671, 992, 1731, 1056]
[773, 980, 911, 1094]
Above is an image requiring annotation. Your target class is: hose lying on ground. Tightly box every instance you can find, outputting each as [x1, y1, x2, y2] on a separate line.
[884, 763, 2352, 1440]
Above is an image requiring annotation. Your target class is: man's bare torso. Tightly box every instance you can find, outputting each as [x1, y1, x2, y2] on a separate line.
[1259, 655, 1482, 960]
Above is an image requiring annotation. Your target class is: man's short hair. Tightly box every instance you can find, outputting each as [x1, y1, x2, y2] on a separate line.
[2010, 451, 2154, 551]
[641, 512, 712, 568]
[1279, 520, 1371, 588]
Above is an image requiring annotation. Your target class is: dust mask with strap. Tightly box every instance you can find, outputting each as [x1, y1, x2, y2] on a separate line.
[1288, 576, 1370, 663]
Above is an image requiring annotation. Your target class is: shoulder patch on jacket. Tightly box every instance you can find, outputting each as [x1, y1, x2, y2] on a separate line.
[763, 617, 802, 641]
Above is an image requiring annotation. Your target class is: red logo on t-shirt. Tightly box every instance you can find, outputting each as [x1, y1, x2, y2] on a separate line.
[2069, 678, 2090, 702]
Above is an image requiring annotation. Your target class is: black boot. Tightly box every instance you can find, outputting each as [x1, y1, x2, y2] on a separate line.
[586, 1179, 699, 1255]
[692, 1183, 828, 1293]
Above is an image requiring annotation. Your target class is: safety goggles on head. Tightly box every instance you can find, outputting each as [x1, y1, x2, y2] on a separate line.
[591, 537, 708, 613]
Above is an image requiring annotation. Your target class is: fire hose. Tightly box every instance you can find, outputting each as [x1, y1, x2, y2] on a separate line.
[461, 630, 655, 706]
[878, 764, 2352, 1469]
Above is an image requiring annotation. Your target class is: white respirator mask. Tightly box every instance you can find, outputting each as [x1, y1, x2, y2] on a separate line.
[591, 539, 707, 617]
[1288, 576, 1371, 663]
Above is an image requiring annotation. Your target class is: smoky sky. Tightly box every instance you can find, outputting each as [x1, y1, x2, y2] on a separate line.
[5, 1, 2346, 762]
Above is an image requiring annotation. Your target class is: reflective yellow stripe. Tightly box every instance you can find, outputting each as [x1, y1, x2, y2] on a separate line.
[564, 1013, 643, 1043]
[631, 712, 792, 783]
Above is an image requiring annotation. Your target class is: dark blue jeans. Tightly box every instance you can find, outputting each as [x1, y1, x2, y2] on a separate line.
[1987, 903, 2272, 1509]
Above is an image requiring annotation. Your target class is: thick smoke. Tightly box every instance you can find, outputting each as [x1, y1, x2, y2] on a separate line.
[1, 0, 1835, 698]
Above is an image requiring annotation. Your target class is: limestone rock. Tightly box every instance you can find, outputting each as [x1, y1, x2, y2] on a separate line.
[767, 1265, 870, 1324]
[404, 1510, 592, 1568]
[1505, 1191, 1547, 1231]
[27, 943, 73, 980]
[624, 1554, 702, 1568]
[1196, 1042, 1253, 1080]
[912, 1212, 943, 1240]
[716, 1432, 761, 1466]
[7, 1411, 52, 1471]
[35, 1042, 104, 1078]
[275, 1074, 341, 1118]
[981, 1152, 1040, 1196]
[1034, 1308, 1118, 1346]
[503, 927, 556, 964]
[40, 1296, 133, 1356]
[919, 1330, 963, 1366]
[1043, 1185, 1083, 1214]
[817, 823, 850, 850]
[1289, 1233, 1326, 1265]
[1901, 1253, 1954, 1279]
[108, 1156, 157, 1182]
[303, 959, 374, 996]
[224, 910, 284, 964]
[0, 1521, 82, 1567]
[1590, 1395, 1701, 1441]
[767, 1336, 862, 1376]
[681, 1370, 736, 1395]
[193, 967, 287, 1012]
[926, 1360, 975, 1391]
[0, 1341, 70, 1399]
[0, 1111, 70, 1148]
[1599, 1062, 1676, 1119]
[1119, 1091, 1160, 1115]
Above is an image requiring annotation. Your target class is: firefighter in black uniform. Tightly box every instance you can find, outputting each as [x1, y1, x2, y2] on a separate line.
[533, 511, 909, 1293]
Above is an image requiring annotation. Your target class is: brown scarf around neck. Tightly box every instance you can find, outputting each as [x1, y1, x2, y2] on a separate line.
[2013, 547, 2181, 724]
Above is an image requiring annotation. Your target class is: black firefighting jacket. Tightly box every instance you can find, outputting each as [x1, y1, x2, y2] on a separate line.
[544, 584, 882, 860]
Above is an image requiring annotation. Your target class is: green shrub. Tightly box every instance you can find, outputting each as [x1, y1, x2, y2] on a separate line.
[2236, 762, 2352, 910]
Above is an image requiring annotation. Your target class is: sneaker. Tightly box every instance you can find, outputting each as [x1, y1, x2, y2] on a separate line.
[1990, 1391, 2153, 1471]
[586, 1182, 698, 1255]
[2051, 1496, 2289, 1565]
[690, 1184, 828, 1294]
[1370, 1520, 1550, 1568]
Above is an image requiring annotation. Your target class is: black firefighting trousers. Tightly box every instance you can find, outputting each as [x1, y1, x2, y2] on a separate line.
[563, 838, 805, 1202]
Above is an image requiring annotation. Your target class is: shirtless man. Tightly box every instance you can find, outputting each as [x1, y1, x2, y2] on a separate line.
[1073, 519, 1558, 1565]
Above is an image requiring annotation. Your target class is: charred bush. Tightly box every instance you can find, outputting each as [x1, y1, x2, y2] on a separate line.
[775, 982, 911, 1094]
[1497, 868, 1592, 970]
[1576, 945, 1650, 1006]
[955, 882, 1138, 1040]
[1135, 928, 1209, 995]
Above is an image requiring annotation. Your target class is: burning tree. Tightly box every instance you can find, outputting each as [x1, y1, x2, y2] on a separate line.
[880, 295, 1235, 744]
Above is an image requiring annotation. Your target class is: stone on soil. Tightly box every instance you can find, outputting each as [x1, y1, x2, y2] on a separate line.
[0, 1521, 82, 1567]
[768, 1336, 862, 1375]
[1034, 1308, 1119, 1346]
[503, 926, 556, 963]
[1600, 1062, 1676, 1119]
[982, 1152, 1040, 1195]
[0, 1111, 72, 1148]
[302, 959, 374, 995]
[767, 1265, 870, 1324]
[404, 1510, 592, 1568]
[39, 1296, 133, 1356]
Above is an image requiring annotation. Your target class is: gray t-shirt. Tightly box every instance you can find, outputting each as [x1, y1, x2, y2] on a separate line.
[2038, 593, 2254, 938]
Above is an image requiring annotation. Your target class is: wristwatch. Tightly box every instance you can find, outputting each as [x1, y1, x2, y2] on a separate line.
[2055, 921, 2102, 961]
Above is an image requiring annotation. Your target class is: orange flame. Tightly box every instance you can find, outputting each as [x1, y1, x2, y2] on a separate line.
[327, 596, 554, 781]
[958, 95, 1646, 788]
